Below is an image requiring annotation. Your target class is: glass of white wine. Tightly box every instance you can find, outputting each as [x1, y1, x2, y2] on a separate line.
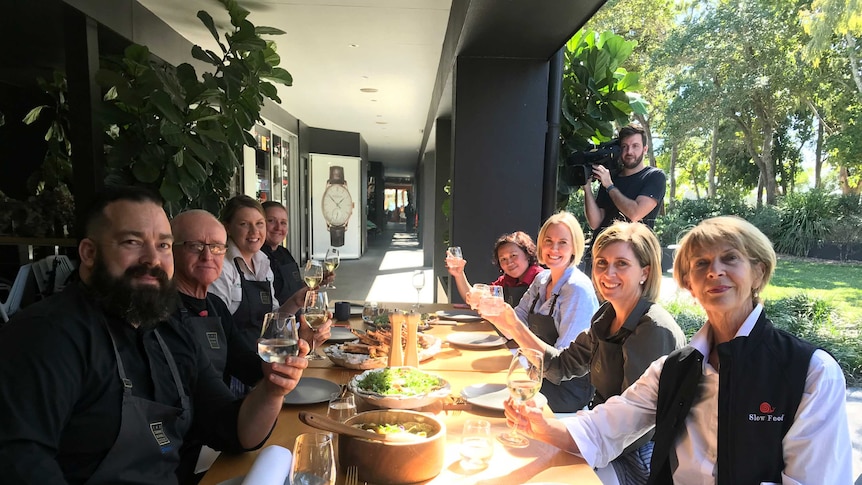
[290, 433, 336, 485]
[322, 248, 340, 289]
[498, 348, 543, 448]
[303, 290, 329, 360]
[303, 260, 323, 290]
[411, 270, 425, 310]
[258, 312, 300, 363]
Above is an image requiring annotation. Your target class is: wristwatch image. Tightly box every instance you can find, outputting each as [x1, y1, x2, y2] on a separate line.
[321, 165, 354, 247]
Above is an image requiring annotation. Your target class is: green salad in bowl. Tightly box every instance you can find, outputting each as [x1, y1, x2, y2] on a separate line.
[349, 367, 451, 409]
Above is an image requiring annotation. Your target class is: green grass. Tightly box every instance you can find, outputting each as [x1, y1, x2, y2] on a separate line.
[763, 256, 862, 324]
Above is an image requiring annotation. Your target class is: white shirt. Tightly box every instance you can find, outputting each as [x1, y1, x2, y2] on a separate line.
[513, 267, 598, 349]
[563, 304, 852, 484]
[210, 241, 279, 315]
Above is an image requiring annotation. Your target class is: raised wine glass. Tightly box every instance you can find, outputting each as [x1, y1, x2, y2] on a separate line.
[303, 290, 329, 360]
[258, 312, 300, 363]
[411, 270, 425, 310]
[498, 348, 544, 448]
[322, 248, 340, 289]
[303, 260, 324, 290]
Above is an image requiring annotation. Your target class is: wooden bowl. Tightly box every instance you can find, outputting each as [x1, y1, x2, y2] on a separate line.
[339, 409, 446, 484]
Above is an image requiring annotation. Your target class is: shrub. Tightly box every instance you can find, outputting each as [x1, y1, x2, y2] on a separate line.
[774, 190, 836, 257]
[654, 196, 752, 246]
[749, 204, 781, 241]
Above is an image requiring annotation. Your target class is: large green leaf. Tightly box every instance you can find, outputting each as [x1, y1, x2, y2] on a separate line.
[192, 45, 221, 66]
[196, 10, 227, 53]
[262, 67, 293, 86]
[149, 91, 185, 125]
[132, 158, 161, 184]
[255, 26, 286, 36]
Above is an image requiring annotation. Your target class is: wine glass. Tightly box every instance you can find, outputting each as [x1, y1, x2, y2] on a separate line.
[460, 419, 493, 470]
[303, 290, 329, 360]
[303, 260, 324, 290]
[327, 393, 357, 423]
[411, 270, 425, 310]
[290, 433, 336, 485]
[258, 312, 300, 363]
[322, 248, 340, 289]
[498, 348, 543, 448]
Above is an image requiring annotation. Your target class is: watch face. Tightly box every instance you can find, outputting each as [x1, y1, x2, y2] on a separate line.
[322, 184, 353, 225]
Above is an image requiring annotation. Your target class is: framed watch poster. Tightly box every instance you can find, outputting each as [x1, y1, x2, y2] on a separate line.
[310, 154, 361, 259]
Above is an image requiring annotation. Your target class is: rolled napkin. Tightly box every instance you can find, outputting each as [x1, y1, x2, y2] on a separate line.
[240, 445, 293, 485]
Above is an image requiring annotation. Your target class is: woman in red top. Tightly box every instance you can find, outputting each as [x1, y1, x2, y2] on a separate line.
[446, 231, 543, 307]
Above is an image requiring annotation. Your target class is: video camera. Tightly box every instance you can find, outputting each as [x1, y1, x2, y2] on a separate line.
[561, 139, 621, 187]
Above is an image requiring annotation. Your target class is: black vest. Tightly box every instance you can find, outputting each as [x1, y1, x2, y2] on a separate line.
[648, 313, 815, 485]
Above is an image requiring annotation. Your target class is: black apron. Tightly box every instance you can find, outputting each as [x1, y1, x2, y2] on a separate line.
[527, 290, 594, 413]
[503, 285, 529, 308]
[179, 304, 228, 379]
[271, 249, 305, 306]
[230, 257, 273, 396]
[87, 324, 192, 485]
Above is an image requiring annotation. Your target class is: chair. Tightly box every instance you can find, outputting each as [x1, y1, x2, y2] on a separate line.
[1, 264, 32, 323]
[31, 255, 77, 298]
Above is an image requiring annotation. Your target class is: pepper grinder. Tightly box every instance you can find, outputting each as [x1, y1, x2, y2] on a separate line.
[404, 311, 420, 367]
[387, 310, 405, 367]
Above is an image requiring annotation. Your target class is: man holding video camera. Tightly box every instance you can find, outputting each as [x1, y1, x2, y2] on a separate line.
[582, 124, 666, 239]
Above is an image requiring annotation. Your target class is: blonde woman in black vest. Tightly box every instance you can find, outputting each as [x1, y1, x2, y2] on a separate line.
[504, 216, 851, 484]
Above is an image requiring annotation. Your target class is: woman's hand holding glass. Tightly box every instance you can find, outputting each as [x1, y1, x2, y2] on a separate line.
[445, 246, 466, 276]
[498, 348, 543, 448]
[478, 285, 505, 316]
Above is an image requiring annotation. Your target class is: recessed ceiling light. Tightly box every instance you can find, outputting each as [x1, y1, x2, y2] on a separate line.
[360, 88, 378, 93]
[349, 44, 359, 48]
[376, 114, 383, 117]
[376, 121, 388, 124]
[370, 99, 377, 102]
[362, 75, 369, 79]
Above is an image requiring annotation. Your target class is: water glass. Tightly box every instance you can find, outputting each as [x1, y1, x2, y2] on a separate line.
[258, 312, 300, 363]
[447, 246, 463, 259]
[291, 433, 336, 485]
[327, 393, 357, 423]
[361, 301, 379, 325]
[468, 283, 490, 311]
[460, 419, 493, 470]
[479, 285, 505, 316]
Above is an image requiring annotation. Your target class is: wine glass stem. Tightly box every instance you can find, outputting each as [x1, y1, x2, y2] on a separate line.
[511, 406, 522, 440]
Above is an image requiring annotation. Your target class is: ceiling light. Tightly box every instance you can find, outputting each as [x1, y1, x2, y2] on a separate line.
[370, 99, 377, 102]
[349, 44, 359, 48]
[376, 121, 388, 125]
[360, 88, 378, 93]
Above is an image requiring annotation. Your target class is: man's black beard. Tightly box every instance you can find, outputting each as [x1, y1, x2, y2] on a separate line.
[88, 257, 178, 331]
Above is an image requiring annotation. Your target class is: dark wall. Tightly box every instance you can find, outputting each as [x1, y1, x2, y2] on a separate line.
[433, 119, 452, 300]
[308, 128, 361, 158]
[450, 57, 547, 288]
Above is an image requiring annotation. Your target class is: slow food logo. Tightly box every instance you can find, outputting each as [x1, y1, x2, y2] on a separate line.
[749, 401, 784, 422]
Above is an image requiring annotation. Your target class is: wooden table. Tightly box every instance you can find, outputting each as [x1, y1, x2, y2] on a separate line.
[200, 304, 600, 485]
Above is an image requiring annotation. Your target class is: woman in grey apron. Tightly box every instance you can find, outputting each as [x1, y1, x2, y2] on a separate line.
[446, 231, 543, 306]
[261, 201, 306, 305]
[88, 321, 191, 484]
[490, 222, 686, 485]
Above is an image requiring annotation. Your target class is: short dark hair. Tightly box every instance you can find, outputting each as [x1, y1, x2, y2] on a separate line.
[81, 186, 163, 241]
[618, 124, 647, 146]
[220, 195, 265, 224]
[492, 231, 538, 268]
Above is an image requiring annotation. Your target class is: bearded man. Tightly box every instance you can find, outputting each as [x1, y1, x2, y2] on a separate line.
[0, 187, 307, 484]
[582, 124, 666, 240]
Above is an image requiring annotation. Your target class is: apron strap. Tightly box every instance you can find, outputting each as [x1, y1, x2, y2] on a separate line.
[153, 329, 191, 415]
[528, 290, 561, 317]
[104, 323, 134, 393]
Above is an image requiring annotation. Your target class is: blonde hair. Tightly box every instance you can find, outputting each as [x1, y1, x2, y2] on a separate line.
[536, 211, 585, 268]
[673, 216, 776, 302]
[592, 221, 662, 302]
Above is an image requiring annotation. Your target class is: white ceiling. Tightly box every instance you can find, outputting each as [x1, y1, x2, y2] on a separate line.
[137, 0, 452, 178]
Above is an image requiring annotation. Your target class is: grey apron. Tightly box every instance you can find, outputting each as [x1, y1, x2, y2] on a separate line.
[229, 257, 272, 396]
[527, 291, 594, 412]
[180, 305, 228, 379]
[271, 249, 305, 306]
[86, 324, 191, 485]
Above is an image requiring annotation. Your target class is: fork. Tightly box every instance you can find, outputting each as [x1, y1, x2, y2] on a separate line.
[346, 465, 359, 485]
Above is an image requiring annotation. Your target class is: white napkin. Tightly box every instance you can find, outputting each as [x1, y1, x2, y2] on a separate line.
[240, 445, 293, 485]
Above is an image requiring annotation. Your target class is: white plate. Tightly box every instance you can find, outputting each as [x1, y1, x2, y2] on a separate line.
[326, 326, 358, 343]
[446, 332, 506, 349]
[435, 309, 483, 322]
[283, 377, 341, 405]
[460, 383, 548, 411]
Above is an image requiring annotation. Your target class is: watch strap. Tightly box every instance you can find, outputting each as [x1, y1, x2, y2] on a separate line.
[330, 225, 346, 247]
[328, 166, 346, 185]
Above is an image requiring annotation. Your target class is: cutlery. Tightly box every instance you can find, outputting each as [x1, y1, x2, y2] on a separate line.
[346, 465, 359, 485]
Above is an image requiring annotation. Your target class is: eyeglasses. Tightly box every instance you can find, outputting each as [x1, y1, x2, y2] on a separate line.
[179, 241, 228, 255]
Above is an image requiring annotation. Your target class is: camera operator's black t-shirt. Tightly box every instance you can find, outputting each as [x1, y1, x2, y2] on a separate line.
[595, 165, 666, 237]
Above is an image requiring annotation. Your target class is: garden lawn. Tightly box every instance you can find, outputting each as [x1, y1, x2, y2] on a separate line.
[763, 256, 862, 324]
